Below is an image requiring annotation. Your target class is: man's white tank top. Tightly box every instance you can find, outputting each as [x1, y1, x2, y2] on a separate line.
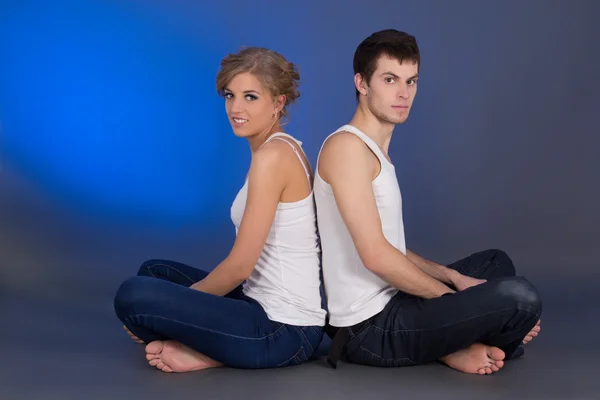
[314, 125, 406, 327]
[230, 132, 326, 326]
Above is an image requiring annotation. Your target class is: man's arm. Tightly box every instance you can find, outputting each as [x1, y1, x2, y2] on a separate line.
[319, 133, 454, 299]
[406, 250, 489, 291]
[405, 250, 458, 285]
[191, 145, 286, 296]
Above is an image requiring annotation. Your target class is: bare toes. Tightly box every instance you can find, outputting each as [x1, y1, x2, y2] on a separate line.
[145, 341, 164, 355]
[487, 346, 506, 361]
[496, 360, 504, 368]
[149, 359, 159, 367]
[477, 368, 486, 375]
[491, 364, 499, 372]
[485, 367, 492, 374]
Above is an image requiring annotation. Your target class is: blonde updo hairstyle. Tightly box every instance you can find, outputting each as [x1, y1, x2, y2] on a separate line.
[216, 47, 300, 122]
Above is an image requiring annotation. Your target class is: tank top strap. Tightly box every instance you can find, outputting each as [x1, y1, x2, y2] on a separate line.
[334, 125, 390, 168]
[262, 133, 312, 190]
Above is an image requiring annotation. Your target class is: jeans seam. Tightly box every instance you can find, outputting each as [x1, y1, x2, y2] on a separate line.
[371, 307, 540, 334]
[468, 260, 494, 276]
[130, 313, 286, 340]
[298, 328, 314, 355]
[147, 263, 197, 285]
[276, 345, 304, 367]
[308, 326, 321, 337]
[358, 345, 416, 364]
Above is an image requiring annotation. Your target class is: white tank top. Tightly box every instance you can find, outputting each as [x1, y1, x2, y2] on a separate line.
[314, 125, 406, 327]
[230, 132, 326, 326]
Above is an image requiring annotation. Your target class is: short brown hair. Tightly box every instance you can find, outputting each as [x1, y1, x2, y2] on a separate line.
[216, 47, 300, 118]
[353, 29, 420, 99]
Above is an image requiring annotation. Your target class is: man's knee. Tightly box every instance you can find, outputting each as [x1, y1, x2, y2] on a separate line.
[494, 276, 542, 314]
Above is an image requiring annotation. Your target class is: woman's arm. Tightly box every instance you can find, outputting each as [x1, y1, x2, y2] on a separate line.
[190, 145, 287, 296]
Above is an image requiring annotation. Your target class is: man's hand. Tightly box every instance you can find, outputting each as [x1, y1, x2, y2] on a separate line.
[451, 273, 487, 291]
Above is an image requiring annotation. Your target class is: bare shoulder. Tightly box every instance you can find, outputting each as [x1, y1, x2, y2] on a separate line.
[255, 139, 288, 160]
[247, 142, 287, 179]
[250, 138, 307, 187]
[319, 131, 375, 182]
[254, 138, 299, 170]
[321, 131, 368, 158]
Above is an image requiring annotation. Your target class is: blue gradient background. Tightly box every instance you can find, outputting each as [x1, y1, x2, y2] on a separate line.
[1, 0, 599, 299]
[1, 0, 237, 224]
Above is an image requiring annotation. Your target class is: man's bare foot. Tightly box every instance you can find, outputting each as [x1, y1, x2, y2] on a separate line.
[523, 320, 541, 344]
[123, 325, 144, 344]
[145, 340, 224, 373]
[440, 343, 505, 375]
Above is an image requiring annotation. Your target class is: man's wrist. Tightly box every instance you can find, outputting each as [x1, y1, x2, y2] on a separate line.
[434, 282, 456, 298]
[444, 268, 461, 285]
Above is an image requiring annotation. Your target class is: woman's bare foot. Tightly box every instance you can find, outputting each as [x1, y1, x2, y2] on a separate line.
[145, 340, 224, 373]
[523, 320, 541, 344]
[123, 325, 144, 344]
[440, 343, 505, 375]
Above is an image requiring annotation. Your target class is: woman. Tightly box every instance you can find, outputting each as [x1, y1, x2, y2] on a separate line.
[114, 47, 326, 372]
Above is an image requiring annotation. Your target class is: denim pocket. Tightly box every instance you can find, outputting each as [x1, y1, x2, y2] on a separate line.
[276, 345, 307, 367]
[298, 326, 323, 357]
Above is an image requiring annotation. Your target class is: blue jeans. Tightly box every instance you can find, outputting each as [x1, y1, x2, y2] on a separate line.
[113, 259, 323, 369]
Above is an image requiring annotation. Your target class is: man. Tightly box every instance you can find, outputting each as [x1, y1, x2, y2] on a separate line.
[314, 29, 542, 375]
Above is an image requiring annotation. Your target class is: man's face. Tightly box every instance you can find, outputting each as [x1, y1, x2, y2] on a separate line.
[360, 55, 419, 125]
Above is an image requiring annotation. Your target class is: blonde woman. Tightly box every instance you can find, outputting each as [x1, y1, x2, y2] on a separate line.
[114, 47, 325, 372]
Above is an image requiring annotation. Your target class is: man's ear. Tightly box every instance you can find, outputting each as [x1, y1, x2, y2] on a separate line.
[354, 73, 368, 96]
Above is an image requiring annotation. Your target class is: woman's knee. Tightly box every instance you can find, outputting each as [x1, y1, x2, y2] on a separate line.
[113, 276, 155, 318]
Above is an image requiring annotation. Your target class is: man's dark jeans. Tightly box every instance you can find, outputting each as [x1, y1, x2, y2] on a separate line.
[341, 249, 542, 367]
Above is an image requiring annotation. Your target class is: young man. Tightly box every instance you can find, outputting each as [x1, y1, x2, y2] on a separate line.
[314, 29, 542, 375]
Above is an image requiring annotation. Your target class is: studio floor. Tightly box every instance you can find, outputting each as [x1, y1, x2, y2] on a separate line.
[2, 274, 598, 400]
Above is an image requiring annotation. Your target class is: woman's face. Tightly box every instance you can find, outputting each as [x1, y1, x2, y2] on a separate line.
[223, 72, 280, 138]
